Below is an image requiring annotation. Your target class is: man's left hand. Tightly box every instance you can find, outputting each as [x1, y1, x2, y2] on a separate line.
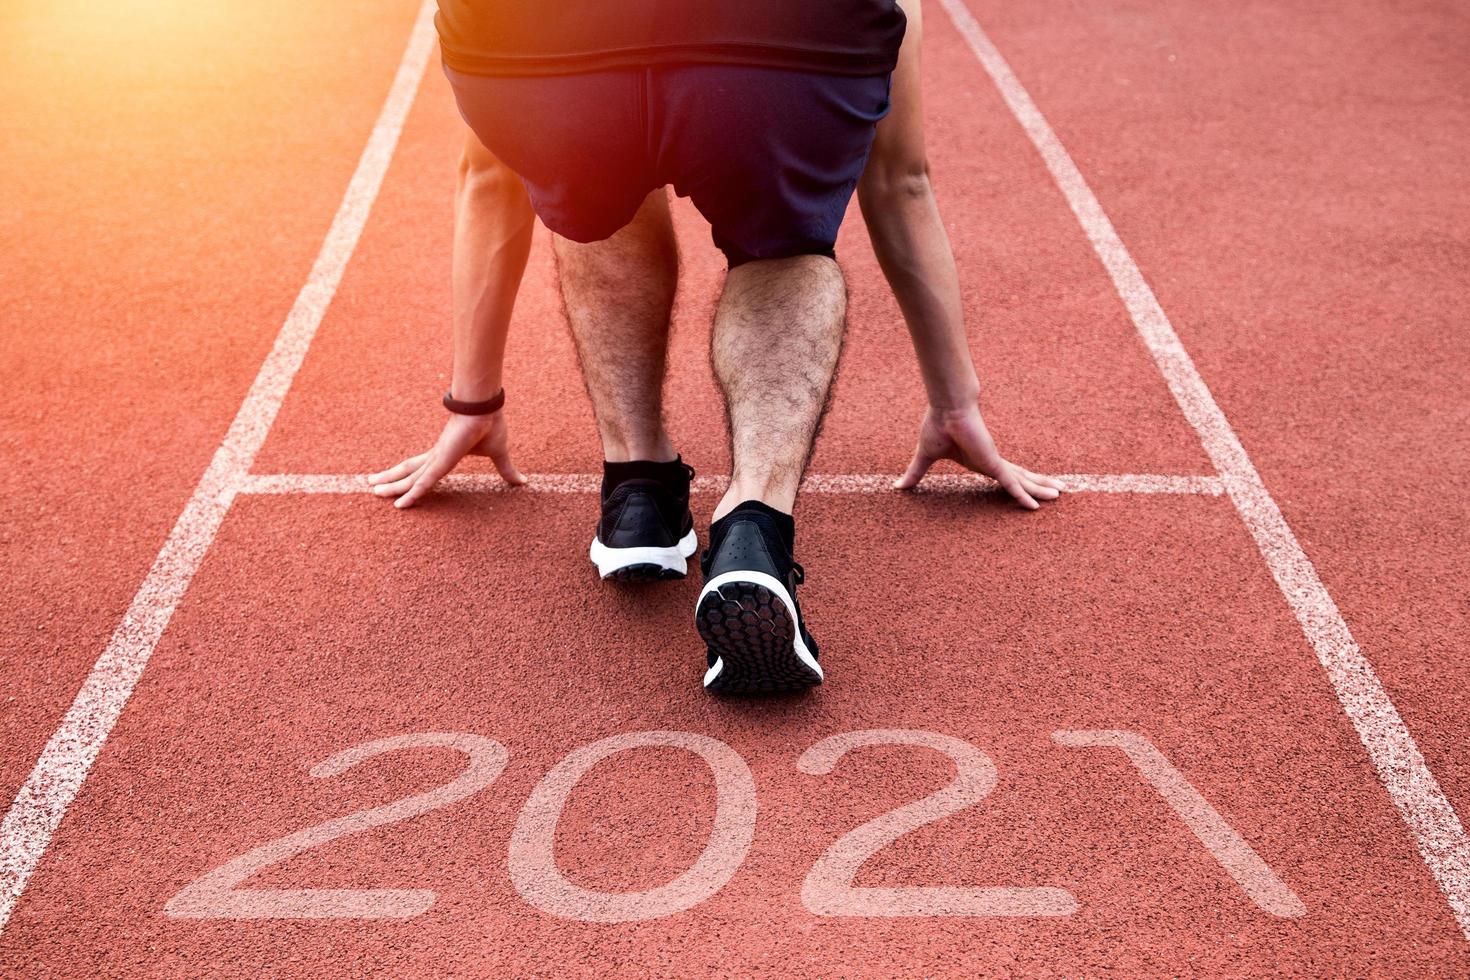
[894, 403, 1065, 509]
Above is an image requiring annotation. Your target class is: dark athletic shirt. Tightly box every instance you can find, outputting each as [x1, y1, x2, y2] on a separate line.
[435, 1, 907, 77]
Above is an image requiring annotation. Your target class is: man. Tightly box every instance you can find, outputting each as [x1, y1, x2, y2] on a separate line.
[372, 1, 1062, 694]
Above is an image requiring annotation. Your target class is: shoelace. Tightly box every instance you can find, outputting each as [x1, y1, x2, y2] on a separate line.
[791, 561, 805, 585]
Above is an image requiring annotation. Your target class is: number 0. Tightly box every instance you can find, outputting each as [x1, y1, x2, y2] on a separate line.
[507, 731, 757, 922]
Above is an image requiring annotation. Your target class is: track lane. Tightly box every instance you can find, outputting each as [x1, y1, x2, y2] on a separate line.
[960, 0, 1470, 893]
[0, 0, 424, 824]
[2, 493, 1466, 973]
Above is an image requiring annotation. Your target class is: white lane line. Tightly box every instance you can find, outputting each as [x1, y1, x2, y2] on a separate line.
[0, 0, 439, 936]
[937, 0, 1470, 938]
[239, 471, 1224, 496]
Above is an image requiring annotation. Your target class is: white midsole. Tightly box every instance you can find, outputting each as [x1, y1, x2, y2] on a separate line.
[698, 569, 823, 686]
[589, 528, 697, 578]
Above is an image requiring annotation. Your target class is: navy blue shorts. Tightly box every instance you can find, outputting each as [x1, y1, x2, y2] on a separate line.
[445, 64, 891, 266]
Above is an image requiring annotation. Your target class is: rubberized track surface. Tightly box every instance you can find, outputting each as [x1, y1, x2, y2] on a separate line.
[3, 0, 1468, 974]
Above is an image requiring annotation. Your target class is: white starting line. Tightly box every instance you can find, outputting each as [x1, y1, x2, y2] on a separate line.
[0, 0, 1465, 947]
[237, 472, 1225, 497]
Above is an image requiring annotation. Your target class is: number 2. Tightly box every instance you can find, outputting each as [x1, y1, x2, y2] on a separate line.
[798, 729, 1077, 917]
[165, 732, 507, 919]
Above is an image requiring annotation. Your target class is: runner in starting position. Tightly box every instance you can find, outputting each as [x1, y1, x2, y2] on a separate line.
[371, 0, 1062, 693]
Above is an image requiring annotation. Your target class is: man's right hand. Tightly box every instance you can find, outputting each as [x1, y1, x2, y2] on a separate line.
[369, 411, 526, 509]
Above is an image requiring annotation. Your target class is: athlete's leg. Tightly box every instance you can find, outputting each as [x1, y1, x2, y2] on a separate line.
[554, 190, 696, 581]
[653, 65, 889, 520]
[650, 64, 890, 690]
[710, 256, 846, 520]
[698, 253, 846, 691]
[552, 189, 679, 464]
[448, 67, 691, 577]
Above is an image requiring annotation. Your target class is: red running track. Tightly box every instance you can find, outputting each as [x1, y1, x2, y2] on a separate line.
[1, 0, 1467, 973]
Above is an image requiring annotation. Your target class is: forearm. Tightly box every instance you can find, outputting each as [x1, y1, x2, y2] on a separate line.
[451, 154, 535, 400]
[859, 172, 980, 411]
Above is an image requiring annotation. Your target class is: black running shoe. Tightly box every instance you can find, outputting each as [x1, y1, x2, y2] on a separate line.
[696, 501, 822, 693]
[589, 461, 697, 581]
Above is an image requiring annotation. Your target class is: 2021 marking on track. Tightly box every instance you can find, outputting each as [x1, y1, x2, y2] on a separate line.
[164, 728, 1301, 922]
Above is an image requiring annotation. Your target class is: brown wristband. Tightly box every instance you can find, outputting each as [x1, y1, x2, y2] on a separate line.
[442, 388, 505, 415]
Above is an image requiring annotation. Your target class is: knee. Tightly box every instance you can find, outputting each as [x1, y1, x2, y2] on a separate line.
[553, 208, 679, 293]
[723, 245, 836, 269]
[557, 194, 676, 257]
[529, 195, 637, 250]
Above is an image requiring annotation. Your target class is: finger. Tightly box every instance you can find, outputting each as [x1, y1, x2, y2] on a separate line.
[369, 454, 428, 485]
[893, 446, 937, 490]
[372, 469, 422, 499]
[489, 447, 528, 486]
[997, 470, 1040, 510]
[1020, 474, 1061, 501]
[394, 455, 456, 509]
[369, 453, 429, 485]
[1022, 468, 1066, 492]
[393, 478, 430, 509]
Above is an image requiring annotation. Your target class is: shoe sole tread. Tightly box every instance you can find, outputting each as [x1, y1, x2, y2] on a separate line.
[698, 580, 821, 694]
